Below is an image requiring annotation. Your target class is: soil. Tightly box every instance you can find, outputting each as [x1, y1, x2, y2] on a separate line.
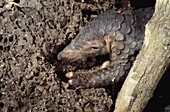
[0, 0, 117, 111]
[0, 0, 169, 112]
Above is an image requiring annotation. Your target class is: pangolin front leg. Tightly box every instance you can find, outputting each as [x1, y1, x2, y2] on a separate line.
[58, 8, 154, 88]
[66, 62, 131, 88]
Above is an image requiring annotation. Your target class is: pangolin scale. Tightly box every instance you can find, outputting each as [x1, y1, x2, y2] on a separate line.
[58, 7, 154, 88]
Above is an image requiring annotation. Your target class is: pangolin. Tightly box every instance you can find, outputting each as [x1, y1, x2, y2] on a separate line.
[58, 7, 154, 88]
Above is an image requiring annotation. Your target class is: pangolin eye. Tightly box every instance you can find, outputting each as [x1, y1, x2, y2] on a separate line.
[91, 47, 99, 51]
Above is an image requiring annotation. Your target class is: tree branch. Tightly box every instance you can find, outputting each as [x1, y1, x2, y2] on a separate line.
[114, 0, 170, 111]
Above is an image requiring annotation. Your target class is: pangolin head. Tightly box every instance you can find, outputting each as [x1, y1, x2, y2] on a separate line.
[57, 33, 111, 62]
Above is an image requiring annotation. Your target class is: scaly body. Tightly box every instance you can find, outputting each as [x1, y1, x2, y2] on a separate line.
[58, 7, 154, 88]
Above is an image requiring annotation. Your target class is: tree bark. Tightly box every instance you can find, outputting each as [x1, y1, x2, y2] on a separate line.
[114, 0, 170, 112]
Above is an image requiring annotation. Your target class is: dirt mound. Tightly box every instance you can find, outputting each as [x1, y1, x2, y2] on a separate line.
[0, 0, 115, 111]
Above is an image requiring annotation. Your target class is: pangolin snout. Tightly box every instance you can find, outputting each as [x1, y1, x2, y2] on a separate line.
[57, 52, 65, 60]
[57, 50, 82, 62]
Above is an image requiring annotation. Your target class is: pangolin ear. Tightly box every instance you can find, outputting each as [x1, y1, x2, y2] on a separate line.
[103, 34, 113, 53]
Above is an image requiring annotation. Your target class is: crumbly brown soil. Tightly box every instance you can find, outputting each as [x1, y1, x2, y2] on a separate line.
[0, 0, 169, 112]
[0, 0, 116, 111]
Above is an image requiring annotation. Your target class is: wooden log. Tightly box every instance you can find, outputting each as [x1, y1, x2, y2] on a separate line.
[114, 0, 170, 111]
